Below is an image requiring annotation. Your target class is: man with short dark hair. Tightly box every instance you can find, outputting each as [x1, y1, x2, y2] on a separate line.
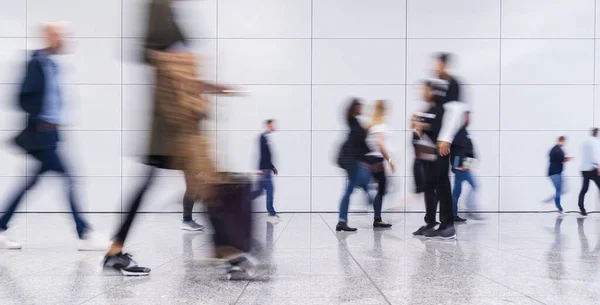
[547, 136, 570, 215]
[434, 52, 461, 104]
[250, 119, 279, 222]
[578, 128, 600, 217]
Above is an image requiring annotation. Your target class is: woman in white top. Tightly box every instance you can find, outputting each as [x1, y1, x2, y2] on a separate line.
[365, 100, 395, 228]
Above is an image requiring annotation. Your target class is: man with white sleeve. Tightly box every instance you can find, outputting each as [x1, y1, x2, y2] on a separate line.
[577, 128, 600, 217]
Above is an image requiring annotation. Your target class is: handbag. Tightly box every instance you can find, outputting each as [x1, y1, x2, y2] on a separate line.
[336, 140, 355, 171]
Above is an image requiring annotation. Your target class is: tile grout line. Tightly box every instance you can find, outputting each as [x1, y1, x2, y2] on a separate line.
[404, 0, 409, 213]
[318, 213, 393, 305]
[310, 0, 314, 214]
[498, 0, 502, 215]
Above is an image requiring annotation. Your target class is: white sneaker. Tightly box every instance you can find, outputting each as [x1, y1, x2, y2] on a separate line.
[78, 233, 108, 251]
[266, 215, 281, 223]
[0, 233, 22, 250]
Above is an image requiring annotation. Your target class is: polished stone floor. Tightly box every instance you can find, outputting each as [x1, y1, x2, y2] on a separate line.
[0, 212, 599, 305]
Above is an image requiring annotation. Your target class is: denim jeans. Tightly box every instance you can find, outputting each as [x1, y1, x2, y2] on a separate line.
[339, 161, 369, 222]
[250, 171, 275, 216]
[0, 148, 89, 238]
[451, 170, 477, 217]
[549, 174, 563, 212]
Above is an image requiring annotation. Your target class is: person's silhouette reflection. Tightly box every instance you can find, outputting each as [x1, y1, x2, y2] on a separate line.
[546, 217, 565, 286]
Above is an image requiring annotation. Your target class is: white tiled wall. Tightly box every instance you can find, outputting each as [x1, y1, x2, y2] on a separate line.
[1, 0, 599, 212]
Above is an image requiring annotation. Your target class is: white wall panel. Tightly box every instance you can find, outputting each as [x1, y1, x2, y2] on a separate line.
[313, 39, 406, 85]
[61, 85, 122, 131]
[217, 85, 311, 131]
[313, 0, 406, 39]
[218, 39, 311, 85]
[218, 0, 311, 38]
[501, 85, 594, 131]
[27, 0, 121, 38]
[502, 39, 594, 85]
[0, 0, 26, 37]
[502, 0, 595, 38]
[408, 0, 500, 38]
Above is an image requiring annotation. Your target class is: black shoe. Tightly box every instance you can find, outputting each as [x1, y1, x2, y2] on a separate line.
[424, 226, 456, 240]
[103, 252, 151, 276]
[412, 223, 437, 236]
[580, 210, 588, 217]
[373, 220, 392, 228]
[453, 216, 467, 223]
[336, 222, 357, 232]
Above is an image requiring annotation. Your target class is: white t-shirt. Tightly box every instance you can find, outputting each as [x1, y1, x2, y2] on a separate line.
[366, 123, 387, 157]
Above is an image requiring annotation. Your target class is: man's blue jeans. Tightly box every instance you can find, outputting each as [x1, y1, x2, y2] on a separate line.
[339, 161, 370, 222]
[250, 171, 275, 216]
[452, 170, 477, 217]
[549, 174, 563, 212]
[0, 147, 89, 238]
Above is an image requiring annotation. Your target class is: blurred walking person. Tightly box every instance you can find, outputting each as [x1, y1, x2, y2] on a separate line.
[451, 111, 477, 222]
[102, 0, 232, 275]
[0, 23, 104, 251]
[577, 128, 600, 218]
[250, 119, 279, 222]
[335, 99, 372, 232]
[411, 80, 467, 240]
[364, 100, 394, 228]
[545, 136, 571, 215]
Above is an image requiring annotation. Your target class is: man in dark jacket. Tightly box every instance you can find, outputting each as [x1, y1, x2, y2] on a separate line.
[250, 119, 279, 221]
[0, 23, 103, 251]
[546, 136, 570, 214]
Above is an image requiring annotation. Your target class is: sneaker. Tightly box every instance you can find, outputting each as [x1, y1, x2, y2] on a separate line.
[266, 215, 281, 223]
[181, 219, 205, 231]
[103, 252, 151, 276]
[579, 210, 588, 218]
[412, 223, 437, 236]
[424, 226, 457, 240]
[453, 216, 467, 223]
[0, 233, 22, 250]
[336, 221, 357, 232]
[373, 220, 392, 228]
[78, 233, 108, 251]
[558, 211, 565, 217]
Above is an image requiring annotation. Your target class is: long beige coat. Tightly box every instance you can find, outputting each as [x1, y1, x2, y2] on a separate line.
[147, 50, 222, 201]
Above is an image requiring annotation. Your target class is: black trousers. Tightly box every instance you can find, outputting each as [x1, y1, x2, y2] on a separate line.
[423, 155, 454, 228]
[413, 159, 426, 194]
[578, 170, 600, 213]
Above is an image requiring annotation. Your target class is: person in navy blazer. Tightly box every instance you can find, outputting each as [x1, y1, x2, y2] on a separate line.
[0, 23, 103, 251]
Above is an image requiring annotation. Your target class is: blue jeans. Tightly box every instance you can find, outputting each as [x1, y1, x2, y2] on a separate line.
[549, 174, 563, 212]
[0, 148, 89, 238]
[251, 171, 275, 216]
[452, 170, 477, 217]
[338, 161, 369, 222]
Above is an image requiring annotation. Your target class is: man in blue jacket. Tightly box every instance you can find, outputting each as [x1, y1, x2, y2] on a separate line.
[250, 119, 279, 222]
[0, 23, 103, 251]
